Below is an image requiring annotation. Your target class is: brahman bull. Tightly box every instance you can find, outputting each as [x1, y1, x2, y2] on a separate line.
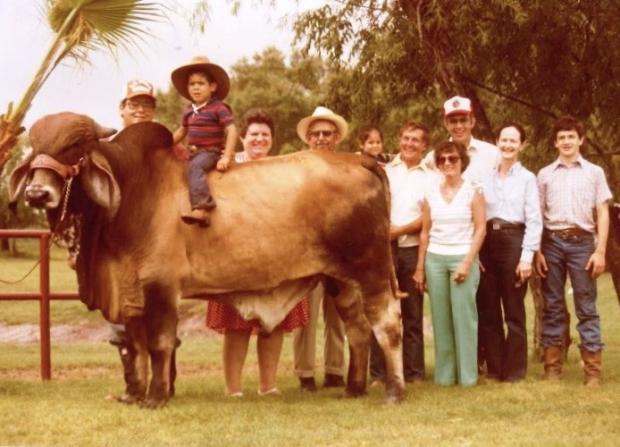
[8, 112, 404, 407]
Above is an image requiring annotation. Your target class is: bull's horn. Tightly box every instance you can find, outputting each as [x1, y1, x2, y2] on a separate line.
[93, 120, 117, 139]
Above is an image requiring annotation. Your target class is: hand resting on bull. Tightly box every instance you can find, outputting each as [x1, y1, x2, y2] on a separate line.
[8, 112, 405, 407]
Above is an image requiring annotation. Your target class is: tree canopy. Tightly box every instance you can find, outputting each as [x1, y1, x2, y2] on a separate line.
[293, 0, 620, 183]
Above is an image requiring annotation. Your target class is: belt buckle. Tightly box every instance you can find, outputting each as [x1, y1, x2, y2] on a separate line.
[558, 229, 571, 238]
[492, 222, 501, 230]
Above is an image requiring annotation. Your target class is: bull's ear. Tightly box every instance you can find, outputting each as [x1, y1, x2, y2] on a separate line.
[80, 150, 121, 219]
[8, 153, 34, 204]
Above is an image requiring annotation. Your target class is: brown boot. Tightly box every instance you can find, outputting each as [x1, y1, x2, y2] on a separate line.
[181, 208, 210, 227]
[580, 349, 602, 386]
[543, 345, 563, 380]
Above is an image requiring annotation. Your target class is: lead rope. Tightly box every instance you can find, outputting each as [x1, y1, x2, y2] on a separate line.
[0, 176, 77, 285]
[59, 176, 74, 223]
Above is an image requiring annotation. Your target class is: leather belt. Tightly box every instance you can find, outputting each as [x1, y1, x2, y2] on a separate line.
[545, 227, 592, 239]
[188, 145, 223, 154]
[487, 219, 525, 231]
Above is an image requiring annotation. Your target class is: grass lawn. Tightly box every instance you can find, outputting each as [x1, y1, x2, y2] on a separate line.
[1, 246, 620, 446]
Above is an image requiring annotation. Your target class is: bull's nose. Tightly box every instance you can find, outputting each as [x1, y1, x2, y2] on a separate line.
[25, 186, 50, 207]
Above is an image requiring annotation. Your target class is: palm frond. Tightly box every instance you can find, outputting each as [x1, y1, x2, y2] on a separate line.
[48, 0, 163, 62]
[0, 0, 164, 171]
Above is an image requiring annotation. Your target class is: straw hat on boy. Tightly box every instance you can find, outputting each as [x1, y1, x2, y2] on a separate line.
[171, 55, 230, 101]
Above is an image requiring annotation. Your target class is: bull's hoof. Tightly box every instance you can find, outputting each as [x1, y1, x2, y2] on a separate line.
[343, 385, 367, 398]
[139, 397, 168, 409]
[106, 392, 142, 405]
[383, 384, 406, 405]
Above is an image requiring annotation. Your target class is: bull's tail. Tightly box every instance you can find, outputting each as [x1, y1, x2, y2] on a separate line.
[360, 154, 400, 299]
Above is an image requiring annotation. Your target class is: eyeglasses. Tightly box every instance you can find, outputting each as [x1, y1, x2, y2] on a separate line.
[308, 130, 335, 139]
[437, 155, 461, 166]
[125, 100, 155, 111]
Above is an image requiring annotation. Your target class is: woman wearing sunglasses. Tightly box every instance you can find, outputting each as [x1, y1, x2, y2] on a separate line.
[414, 141, 486, 386]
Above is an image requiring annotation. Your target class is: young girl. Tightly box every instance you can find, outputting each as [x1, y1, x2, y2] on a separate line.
[357, 126, 391, 164]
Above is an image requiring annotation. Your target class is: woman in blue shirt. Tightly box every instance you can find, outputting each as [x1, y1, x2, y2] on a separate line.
[478, 123, 542, 382]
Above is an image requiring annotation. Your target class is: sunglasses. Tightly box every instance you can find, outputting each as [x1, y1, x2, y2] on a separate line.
[437, 155, 461, 165]
[309, 130, 335, 139]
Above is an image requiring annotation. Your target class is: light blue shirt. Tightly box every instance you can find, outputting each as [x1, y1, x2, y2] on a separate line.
[482, 162, 542, 264]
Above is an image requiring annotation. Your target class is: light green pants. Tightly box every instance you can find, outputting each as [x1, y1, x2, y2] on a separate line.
[425, 252, 479, 386]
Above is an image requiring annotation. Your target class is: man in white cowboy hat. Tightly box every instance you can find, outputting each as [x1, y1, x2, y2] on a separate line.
[171, 55, 238, 227]
[292, 106, 348, 391]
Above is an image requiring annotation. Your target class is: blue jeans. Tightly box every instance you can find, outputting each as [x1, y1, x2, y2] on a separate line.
[187, 150, 220, 209]
[369, 245, 425, 381]
[541, 232, 602, 351]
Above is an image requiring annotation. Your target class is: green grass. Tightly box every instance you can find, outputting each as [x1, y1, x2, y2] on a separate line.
[1, 250, 620, 446]
[1, 330, 620, 446]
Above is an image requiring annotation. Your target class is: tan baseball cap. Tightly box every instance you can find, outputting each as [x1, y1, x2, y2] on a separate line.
[122, 79, 156, 102]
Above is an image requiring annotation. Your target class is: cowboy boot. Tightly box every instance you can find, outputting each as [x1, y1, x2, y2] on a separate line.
[580, 349, 602, 386]
[543, 345, 563, 380]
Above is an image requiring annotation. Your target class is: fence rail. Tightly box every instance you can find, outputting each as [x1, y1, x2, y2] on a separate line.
[0, 229, 79, 380]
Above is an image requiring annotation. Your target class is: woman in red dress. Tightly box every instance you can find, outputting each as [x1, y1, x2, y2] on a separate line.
[206, 108, 309, 396]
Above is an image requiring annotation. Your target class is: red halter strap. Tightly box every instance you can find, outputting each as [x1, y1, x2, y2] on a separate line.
[30, 153, 82, 179]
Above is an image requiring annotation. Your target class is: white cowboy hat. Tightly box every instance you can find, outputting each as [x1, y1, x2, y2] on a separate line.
[296, 106, 349, 144]
[171, 55, 230, 101]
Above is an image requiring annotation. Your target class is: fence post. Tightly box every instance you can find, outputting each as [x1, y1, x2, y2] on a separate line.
[39, 233, 51, 380]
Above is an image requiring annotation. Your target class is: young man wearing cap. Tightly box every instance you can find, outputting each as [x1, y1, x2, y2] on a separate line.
[118, 79, 157, 128]
[535, 115, 611, 385]
[171, 55, 238, 227]
[425, 96, 499, 185]
[424, 95, 499, 375]
[292, 106, 348, 391]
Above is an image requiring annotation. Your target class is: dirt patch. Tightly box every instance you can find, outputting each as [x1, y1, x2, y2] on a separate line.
[0, 314, 214, 344]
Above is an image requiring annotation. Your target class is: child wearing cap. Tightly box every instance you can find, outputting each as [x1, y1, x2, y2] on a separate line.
[171, 55, 238, 226]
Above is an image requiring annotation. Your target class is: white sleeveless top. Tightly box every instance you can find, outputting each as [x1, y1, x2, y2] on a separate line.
[426, 180, 477, 255]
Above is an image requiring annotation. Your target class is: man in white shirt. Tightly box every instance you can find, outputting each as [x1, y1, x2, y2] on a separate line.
[369, 121, 433, 384]
[424, 95, 499, 375]
[424, 95, 499, 185]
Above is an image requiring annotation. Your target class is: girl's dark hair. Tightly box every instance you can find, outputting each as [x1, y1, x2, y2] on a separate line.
[497, 122, 527, 142]
[357, 126, 383, 145]
[240, 108, 274, 138]
[435, 141, 470, 173]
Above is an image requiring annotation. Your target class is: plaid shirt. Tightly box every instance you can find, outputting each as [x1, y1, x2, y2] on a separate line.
[537, 155, 612, 233]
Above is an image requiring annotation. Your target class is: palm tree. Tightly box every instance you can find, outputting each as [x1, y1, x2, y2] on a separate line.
[0, 0, 163, 171]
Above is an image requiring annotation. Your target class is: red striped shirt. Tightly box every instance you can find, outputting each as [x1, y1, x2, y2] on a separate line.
[182, 99, 234, 150]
